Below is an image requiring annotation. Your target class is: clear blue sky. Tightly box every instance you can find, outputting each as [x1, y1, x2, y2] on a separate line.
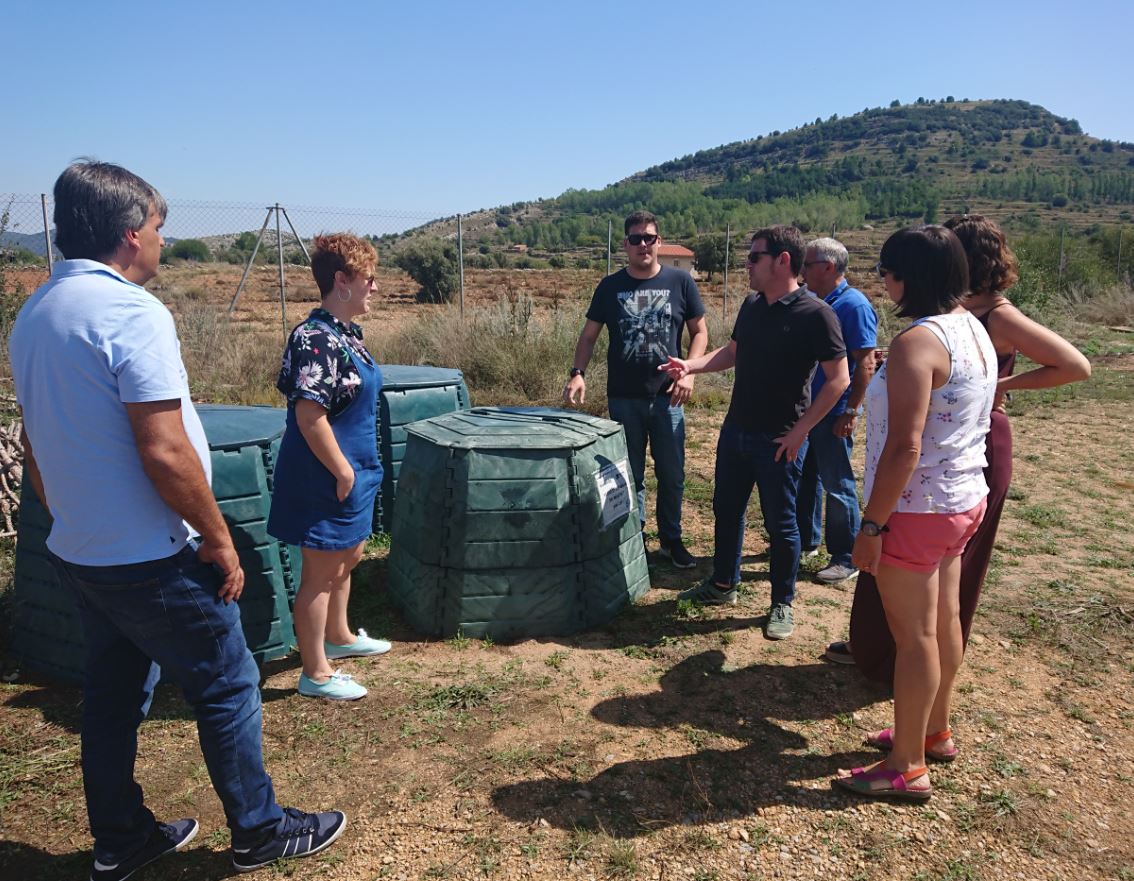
[3, 0, 1132, 217]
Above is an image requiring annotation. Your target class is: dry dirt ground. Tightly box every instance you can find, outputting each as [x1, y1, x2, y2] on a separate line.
[1, 271, 1132, 881]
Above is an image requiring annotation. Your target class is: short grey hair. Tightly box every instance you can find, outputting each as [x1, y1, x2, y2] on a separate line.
[806, 237, 849, 274]
[53, 159, 167, 261]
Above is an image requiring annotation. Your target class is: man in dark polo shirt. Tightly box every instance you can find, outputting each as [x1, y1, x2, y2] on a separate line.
[659, 226, 848, 639]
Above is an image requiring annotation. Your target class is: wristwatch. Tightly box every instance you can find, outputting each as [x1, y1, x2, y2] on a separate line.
[569, 368, 585, 378]
[860, 519, 889, 537]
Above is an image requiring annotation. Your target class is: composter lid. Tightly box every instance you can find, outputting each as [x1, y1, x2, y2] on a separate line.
[405, 407, 622, 450]
[380, 365, 465, 390]
[197, 405, 287, 451]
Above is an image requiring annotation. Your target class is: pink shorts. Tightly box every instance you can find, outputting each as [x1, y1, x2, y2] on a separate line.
[879, 498, 988, 573]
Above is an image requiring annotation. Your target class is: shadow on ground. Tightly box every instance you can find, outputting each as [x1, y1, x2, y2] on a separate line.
[491, 650, 888, 836]
[0, 841, 241, 881]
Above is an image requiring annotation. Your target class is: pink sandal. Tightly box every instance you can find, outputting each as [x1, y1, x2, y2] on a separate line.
[865, 726, 958, 763]
[832, 761, 932, 802]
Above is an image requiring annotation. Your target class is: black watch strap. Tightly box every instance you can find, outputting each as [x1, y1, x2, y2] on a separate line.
[860, 519, 889, 536]
[570, 368, 585, 378]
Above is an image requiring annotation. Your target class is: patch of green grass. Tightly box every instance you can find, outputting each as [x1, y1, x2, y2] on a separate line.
[544, 651, 569, 670]
[446, 630, 472, 651]
[563, 826, 597, 865]
[980, 788, 1019, 816]
[605, 837, 638, 878]
[1015, 504, 1066, 528]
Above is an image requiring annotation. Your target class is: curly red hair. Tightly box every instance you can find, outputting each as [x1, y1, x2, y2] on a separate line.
[310, 233, 378, 297]
[944, 214, 1019, 296]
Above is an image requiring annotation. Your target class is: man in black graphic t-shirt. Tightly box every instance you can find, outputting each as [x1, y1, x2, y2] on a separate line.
[564, 210, 707, 567]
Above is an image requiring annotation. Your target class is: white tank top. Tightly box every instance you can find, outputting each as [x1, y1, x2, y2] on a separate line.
[864, 310, 997, 514]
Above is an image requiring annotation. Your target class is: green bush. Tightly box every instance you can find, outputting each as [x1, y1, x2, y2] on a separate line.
[162, 239, 212, 263]
[392, 238, 459, 303]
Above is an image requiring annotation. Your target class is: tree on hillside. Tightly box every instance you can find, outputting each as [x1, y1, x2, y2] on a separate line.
[393, 239, 459, 303]
[161, 239, 212, 263]
[692, 234, 728, 281]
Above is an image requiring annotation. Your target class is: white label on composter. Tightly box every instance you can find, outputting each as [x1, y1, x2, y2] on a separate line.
[596, 459, 634, 529]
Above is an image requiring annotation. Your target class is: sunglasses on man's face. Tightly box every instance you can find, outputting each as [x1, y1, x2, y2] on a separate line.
[626, 233, 659, 246]
[746, 250, 776, 263]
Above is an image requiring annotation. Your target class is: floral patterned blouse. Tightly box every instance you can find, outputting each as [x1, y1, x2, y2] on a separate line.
[863, 311, 997, 514]
[276, 308, 375, 418]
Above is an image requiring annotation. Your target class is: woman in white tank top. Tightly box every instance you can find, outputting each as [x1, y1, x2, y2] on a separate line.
[833, 226, 996, 802]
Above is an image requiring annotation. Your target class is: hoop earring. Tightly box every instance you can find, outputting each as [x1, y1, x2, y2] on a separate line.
[336, 285, 352, 302]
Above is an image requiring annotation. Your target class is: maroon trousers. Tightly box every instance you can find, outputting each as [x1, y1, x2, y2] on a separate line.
[849, 411, 1014, 683]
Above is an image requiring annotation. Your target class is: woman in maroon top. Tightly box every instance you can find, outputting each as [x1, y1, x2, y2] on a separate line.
[837, 217, 1091, 752]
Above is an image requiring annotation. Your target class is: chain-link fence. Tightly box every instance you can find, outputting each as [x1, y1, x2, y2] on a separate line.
[3, 192, 1130, 323]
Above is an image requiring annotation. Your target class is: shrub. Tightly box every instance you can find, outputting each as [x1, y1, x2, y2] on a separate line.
[392, 238, 459, 303]
[162, 239, 212, 263]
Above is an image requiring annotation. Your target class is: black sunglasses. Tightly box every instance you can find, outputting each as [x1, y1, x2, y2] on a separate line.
[746, 250, 777, 263]
[875, 262, 892, 278]
[626, 233, 659, 246]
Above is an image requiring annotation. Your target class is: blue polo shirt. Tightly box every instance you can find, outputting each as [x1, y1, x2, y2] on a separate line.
[810, 281, 877, 415]
[9, 260, 211, 565]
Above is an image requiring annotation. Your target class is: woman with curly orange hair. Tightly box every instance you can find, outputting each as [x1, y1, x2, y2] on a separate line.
[268, 233, 388, 701]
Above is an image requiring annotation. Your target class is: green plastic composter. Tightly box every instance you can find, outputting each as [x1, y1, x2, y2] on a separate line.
[387, 407, 650, 640]
[375, 365, 469, 533]
[10, 405, 301, 684]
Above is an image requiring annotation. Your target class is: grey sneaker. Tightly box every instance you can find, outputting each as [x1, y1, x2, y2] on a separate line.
[677, 579, 737, 606]
[816, 563, 858, 584]
[765, 603, 795, 640]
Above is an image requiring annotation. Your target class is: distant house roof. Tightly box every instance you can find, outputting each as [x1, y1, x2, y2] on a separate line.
[657, 244, 694, 258]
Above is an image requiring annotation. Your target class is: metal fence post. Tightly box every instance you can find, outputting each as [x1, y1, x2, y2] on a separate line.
[607, 220, 612, 276]
[1057, 223, 1066, 288]
[275, 203, 286, 335]
[457, 213, 465, 319]
[722, 223, 731, 322]
[40, 194, 53, 266]
[1117, 228, 1124, 282]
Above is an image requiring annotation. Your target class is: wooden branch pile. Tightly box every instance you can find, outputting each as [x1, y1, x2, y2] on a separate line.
[0, 418, 23, 537]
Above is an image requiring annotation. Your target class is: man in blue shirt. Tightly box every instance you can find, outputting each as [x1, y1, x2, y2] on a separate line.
[10, 161, 345, 880]
[797, 237, 878, 584]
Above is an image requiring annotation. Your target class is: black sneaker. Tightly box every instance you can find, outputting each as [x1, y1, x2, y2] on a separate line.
[90, 818, 198, 881]
[232, 808, 346, 872]
[658, 538, 697, 569]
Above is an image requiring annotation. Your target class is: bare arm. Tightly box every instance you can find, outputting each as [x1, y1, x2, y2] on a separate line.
[774, 356, 850, 463]
[670, 315, 709, 406]
[563, 319, 603, 405]
[660, 339, 738, 380]
[832, 347, 876, 438]
[126, 400, 244, 602]
[294, 398, 355, 501]
[988, 306, 1091, 406]
[852, 326, 947, 574]
[19, 426, 49, 513]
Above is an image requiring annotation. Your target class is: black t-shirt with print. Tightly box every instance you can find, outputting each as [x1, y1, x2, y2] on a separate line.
[726, 288, 846, 436]
[585, 266, 705, 397]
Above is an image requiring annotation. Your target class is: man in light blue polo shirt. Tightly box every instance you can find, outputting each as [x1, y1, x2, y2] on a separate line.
[797, 237, 877, 584]
[10, 161, 345, 880]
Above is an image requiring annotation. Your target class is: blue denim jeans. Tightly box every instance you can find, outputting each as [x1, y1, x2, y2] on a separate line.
[607, 394, 686, 543]
[53, 545, 283, 863]
[796, 411, 860, 567]
[711, 421, 806, 605]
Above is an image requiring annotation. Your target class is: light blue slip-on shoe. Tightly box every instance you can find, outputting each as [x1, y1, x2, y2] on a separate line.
[298, 670, 367, 701]
[324, 628, 392, 660]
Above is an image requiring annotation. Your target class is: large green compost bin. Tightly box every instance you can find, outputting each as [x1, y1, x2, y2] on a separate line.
[9, 405, 300, 684]
[376, 365, 469, 533]
[387, 407, 650, 639]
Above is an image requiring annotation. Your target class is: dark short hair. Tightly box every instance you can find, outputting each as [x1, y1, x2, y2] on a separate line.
[751, 225, 806, 275]
[310, 233, 378, 297]
[943, 214, 1019, 296]
[879, 225, 970, 318]
[624, 210, 658, 236]
[53, 160, 167, 261]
